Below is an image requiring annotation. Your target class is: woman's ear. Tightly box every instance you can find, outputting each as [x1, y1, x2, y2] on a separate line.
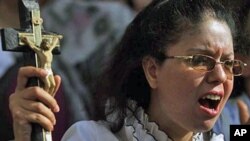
[142, 56, 159, 89]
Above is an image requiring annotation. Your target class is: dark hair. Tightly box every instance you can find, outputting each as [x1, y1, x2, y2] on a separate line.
[230, 76, 245, 98]
[94, 0, 235, 132]
[229, 1, 250, 97]
[232, 0, 250, 55]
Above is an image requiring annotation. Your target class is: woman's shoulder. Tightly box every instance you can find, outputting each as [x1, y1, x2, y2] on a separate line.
[61, 120, 119, 141]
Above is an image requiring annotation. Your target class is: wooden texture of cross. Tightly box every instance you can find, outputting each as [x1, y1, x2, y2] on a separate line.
[0, 0, 62, 141]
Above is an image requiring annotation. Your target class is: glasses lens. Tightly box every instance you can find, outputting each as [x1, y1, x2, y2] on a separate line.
[223, 60, 234, 74]
[231, 60, 243, 75]
[191, 55, 215, 71]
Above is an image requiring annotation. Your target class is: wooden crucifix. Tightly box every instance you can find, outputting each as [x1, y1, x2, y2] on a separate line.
[1, 0, 62, 141]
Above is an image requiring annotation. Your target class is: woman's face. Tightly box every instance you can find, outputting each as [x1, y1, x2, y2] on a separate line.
[147, 19, 234, 134]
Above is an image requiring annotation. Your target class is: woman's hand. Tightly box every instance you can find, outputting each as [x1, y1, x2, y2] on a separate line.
[9, 66, 61, 141]
[237, 99, 250, 124]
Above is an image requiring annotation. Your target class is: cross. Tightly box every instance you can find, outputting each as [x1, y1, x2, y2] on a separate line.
[1, 0, 62, 141]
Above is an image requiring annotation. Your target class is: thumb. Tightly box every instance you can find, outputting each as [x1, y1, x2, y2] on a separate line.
[237, 99, 250, 124]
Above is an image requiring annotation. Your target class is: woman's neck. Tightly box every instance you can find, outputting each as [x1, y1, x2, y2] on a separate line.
[167, 131, 193, 141]
[147, 93, 194, 141]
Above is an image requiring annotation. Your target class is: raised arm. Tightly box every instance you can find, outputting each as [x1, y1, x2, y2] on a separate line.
[237, 100, 250, 124]
[9, 66, 61, 141]
[21, 37, 41, 52]
[49, 37, 60, 52]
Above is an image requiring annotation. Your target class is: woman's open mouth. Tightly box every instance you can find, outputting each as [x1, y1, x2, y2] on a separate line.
[198, 94, 222, 116]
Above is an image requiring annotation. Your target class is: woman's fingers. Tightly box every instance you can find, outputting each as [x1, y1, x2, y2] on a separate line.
[16, 67, 61, 98]
[11, 104, 54, 141]
[12, 107, 54, 131]
[11, 86, 60, 113]
[25, 110, 55, 131]
[16, 67, 48, 91]
[23, 87, 60, 112]
[10, 91, 57, 131]
[15, 66, 60, 112]
[22, 100, 57, 125]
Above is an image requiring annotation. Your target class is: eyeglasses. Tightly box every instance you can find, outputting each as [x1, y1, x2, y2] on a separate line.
[164, 54, 247, 76]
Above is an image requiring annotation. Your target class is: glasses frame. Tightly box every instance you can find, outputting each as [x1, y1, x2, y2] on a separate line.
[163, 54, 247, 76]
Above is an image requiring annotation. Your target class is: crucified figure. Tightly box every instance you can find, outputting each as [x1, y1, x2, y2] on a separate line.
[21, 36, 59, 95]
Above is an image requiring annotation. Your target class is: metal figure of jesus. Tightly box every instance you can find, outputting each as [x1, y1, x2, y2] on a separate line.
[21, 36, 60, 95]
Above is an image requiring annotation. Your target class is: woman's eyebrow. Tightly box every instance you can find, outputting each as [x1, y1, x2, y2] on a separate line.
[187, 48, 234, 58]
[186, 48, 213, 55]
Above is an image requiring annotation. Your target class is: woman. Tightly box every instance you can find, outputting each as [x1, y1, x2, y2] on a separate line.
[9, 0, 248, 140]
